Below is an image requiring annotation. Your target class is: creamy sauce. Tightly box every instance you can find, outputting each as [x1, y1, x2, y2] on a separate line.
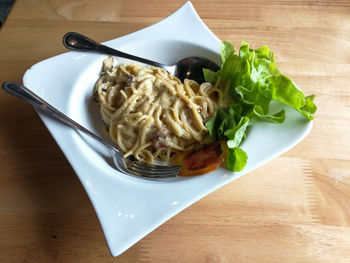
[94, 56, 223, 162]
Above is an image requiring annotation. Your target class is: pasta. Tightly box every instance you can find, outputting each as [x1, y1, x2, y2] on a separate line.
[93, 56, 223, 163]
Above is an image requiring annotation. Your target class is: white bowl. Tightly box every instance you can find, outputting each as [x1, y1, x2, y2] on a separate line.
[23, 1, 313, 256]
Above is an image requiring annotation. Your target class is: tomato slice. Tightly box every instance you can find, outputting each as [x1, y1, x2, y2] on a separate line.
[174, 141, 228, 176]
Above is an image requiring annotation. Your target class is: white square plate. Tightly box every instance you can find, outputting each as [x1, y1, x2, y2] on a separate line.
[23, 1, 313, 256]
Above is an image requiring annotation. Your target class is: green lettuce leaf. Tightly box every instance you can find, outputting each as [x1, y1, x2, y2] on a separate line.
[225, 116, 250, 148]
[204, 41, 317, 172]
[205, 104, 243, 139]
[227, 147, 248, 172]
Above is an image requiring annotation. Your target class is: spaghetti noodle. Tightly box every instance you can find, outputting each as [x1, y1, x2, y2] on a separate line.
[93, 56, 223, 162]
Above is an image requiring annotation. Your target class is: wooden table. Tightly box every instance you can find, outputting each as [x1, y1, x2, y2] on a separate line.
[1, 0, 349, 262]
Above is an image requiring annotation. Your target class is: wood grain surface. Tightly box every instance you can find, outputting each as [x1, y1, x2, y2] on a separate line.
[1, 0, 350, 262]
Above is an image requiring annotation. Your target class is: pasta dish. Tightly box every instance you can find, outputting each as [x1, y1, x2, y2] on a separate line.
[92, 41, 316, 176]
[93, 56, 222, 163]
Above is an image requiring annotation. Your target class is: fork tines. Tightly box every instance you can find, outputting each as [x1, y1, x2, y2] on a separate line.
[128, 161, 181, 178]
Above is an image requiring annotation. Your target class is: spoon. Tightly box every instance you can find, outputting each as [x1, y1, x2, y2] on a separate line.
[63, 32, 220, 83]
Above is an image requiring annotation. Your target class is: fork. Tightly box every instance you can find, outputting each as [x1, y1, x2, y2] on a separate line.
[2, 82, 181, 178]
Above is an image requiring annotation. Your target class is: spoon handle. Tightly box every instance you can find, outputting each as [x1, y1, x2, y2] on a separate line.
[63, 32, 166, 69]
[2, 81, 117, 152]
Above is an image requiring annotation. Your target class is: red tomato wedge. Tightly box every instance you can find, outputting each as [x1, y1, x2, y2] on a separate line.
[173, 141, 228, 176]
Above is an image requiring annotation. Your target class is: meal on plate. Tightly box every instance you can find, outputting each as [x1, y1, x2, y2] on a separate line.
[93, 41, 317, 176]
